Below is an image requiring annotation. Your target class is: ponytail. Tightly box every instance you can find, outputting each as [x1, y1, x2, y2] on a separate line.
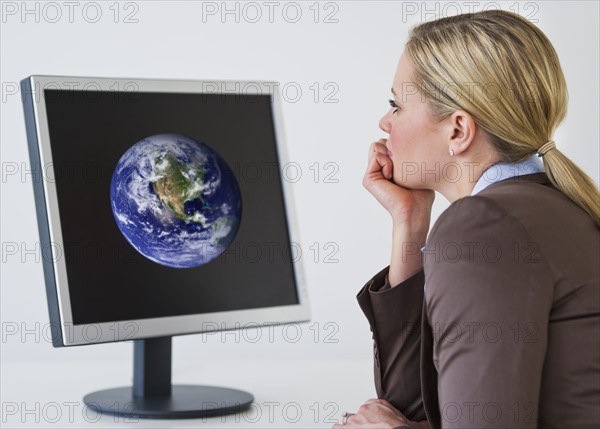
[542, 148, 600, 227]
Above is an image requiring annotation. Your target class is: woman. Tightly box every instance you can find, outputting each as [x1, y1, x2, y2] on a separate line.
[334, 10, 600, 429]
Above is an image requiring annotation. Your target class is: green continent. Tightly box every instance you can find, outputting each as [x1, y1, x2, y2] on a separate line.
[151, 153, 207, 222]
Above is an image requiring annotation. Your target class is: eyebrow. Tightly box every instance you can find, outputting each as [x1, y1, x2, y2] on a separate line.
[391, 87, 403, 101]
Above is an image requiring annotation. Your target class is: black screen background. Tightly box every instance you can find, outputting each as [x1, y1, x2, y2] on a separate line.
[43, 88, 299, 325]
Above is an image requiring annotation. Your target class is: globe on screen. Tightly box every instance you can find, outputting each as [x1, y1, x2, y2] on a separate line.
[109, 133, 242, 268]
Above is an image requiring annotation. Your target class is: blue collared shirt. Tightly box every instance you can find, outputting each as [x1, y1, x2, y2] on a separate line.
[420, 153, 545, 254]
[470, 153, 545, 196]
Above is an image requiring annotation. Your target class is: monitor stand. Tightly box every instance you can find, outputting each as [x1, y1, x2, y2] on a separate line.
[83, 336, 254, 419]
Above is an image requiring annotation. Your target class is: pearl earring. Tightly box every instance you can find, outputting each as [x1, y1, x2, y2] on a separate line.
[449, 149, 455, 156]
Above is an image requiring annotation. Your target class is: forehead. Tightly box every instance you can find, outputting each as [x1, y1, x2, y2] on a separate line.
[392, 52, 417, 99]
[395, 52, 412, 80]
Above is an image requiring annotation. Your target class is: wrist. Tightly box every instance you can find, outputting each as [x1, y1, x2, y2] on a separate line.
[390, 207, 432, 231]
[392, 218, 430, 237]
[392, 223, 428, 252]
[388, 219, 427, 287]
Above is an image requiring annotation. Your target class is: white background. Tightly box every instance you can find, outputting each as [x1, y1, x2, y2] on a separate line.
[1, 1, 599, 427]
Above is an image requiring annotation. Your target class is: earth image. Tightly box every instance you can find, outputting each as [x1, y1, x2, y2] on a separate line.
[109, 133, 242, 268]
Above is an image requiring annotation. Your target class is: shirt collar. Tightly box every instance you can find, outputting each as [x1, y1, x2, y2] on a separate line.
[471, 153, 545, 196]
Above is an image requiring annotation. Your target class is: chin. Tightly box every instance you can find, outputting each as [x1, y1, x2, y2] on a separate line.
[395, 177, 426, 190]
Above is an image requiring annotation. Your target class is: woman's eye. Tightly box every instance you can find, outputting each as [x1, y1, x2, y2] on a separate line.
[388, 99, 399, 113]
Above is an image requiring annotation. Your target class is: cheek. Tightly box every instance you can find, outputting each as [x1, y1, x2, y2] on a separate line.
[389, 122, 415, 151]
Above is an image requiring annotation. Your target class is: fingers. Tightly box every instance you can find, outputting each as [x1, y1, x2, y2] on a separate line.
[358, 399, 385, 413]
[359, 398, 402, 417]
[331, 415, 356, 429]
[365, 149, 393, 180]
[335, 399, 410, 429]
[368, 138, 389, 160]
[365, 138, 393, 181]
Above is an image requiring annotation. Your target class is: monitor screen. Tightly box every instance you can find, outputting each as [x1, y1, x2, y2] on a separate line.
[21, 77, 309, 346]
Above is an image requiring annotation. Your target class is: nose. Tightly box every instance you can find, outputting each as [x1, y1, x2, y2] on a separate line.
[379, 110, 392, 134]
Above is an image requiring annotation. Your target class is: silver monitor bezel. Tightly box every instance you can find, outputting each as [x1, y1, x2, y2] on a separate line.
[24, 75, 310, 346]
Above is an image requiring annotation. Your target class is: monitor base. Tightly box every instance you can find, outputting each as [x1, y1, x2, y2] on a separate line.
[84, 384, 254, 419]
[82, 336, 254, 419]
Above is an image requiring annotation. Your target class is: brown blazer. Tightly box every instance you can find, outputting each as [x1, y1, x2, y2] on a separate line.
[357, 172, 600, 429]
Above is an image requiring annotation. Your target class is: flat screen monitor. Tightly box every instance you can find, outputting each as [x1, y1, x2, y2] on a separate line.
[20, 75, 310, 419]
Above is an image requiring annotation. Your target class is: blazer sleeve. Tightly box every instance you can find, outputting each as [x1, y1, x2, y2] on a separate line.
[423, 195, 554, 428]
[356, 264, 428, 422]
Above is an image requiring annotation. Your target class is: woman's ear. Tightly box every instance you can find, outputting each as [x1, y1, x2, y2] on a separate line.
[447, 110, 476, 156]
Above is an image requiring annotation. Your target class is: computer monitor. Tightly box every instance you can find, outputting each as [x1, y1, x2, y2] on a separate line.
[20, 75, 310, 419]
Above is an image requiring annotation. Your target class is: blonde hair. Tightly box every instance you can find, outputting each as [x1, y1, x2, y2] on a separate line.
[405, 9, 600, 227]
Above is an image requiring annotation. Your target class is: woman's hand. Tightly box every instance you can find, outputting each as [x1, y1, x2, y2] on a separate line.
[363, 138, 434, 229]
[332, 398, 429, 429]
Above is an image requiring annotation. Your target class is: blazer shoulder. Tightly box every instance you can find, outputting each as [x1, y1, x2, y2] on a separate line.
[428, 193, 525, 243]
[424, 193, 556, 318]
[430, 173, 596, 245]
